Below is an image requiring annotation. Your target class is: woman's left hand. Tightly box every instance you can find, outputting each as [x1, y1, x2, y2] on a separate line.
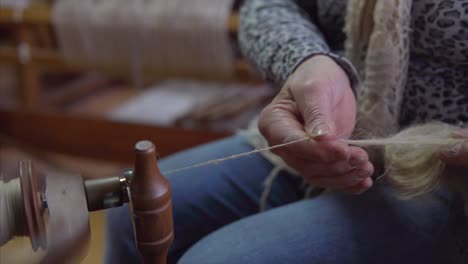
[440, 130, 468, 166]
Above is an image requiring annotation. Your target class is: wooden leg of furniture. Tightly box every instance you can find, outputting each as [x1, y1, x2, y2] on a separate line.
[17, 63, 40, 108]
[36, 25, 54, 49]
[15, 25, 41, 108]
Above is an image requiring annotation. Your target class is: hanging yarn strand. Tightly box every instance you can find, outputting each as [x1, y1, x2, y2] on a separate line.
[163, 137, 310, 175]
[346, 138, 462, 147]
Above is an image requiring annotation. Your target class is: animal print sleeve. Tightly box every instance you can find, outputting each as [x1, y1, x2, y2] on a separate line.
[238, 0, 359, 92]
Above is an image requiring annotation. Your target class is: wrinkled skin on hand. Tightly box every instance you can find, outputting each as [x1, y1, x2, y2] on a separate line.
[440, 129, 468, 167]
[259, 55, 374, 194]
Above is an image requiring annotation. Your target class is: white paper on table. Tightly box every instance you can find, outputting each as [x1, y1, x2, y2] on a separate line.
[1, 0, 31, 8]
[110, 80, 269, 126]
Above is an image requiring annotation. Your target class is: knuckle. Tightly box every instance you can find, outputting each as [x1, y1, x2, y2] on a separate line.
[358, 162, 374, 177]
[301, 79, 325, 91]
[353, 147, 369, 161]
[344, 174, 360, 186]
[316, 144, 347, 163]
[332, 145, 350, 161]
[363, 178, 373, 188]
[334, 161, 352, 175]
[302, 105, 324, 123]
[258, 106, 272, 136]
[364, 162, 374, 175]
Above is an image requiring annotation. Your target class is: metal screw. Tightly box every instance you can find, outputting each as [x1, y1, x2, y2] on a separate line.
[40, 193, 48, 209]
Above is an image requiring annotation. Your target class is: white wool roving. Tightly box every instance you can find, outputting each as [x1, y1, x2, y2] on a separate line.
[347, 123, 467, 198]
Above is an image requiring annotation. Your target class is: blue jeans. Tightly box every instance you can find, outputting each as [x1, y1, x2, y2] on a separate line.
[105, 135, 463, 263]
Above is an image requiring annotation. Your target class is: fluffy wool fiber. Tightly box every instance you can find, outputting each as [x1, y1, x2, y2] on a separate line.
[349, 123, 468, 199]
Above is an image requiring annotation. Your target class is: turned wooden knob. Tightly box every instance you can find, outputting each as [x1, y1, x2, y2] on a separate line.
[130, 141, 174, 264]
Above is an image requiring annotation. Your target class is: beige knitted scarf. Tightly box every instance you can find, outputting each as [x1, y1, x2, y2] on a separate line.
[345, 0, 412, 138]
[343, 0, 413, 175]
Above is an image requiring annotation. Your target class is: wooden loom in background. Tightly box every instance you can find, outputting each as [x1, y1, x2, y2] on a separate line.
[0, 0, 262, 162]
[0, 0, 257, 108]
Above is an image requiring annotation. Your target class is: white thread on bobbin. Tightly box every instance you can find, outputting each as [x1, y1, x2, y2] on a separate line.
[13, 7, 24, 23]
[17, 43, 31, 65]
[0, 177, 26, 246]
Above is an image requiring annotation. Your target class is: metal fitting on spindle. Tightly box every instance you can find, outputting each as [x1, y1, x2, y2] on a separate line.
[84, 173, 131, 212]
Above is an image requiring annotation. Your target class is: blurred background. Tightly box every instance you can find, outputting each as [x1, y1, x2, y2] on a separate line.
[0, 0, 272, 262]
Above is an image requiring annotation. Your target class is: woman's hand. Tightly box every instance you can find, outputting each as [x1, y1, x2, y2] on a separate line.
[258, 55, 374, 194]
[440, 130, 468, 166]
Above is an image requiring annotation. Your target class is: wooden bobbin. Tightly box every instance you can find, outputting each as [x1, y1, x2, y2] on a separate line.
[19, 160, 47, 251]
[130, 140, 174, 264]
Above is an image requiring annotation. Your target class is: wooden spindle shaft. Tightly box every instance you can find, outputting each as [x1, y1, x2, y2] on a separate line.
[130, 141, 174, 264]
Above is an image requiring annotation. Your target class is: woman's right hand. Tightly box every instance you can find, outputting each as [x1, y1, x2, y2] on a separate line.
[258, 55, 374, 194]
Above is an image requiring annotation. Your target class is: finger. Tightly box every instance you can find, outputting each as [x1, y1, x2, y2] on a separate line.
[348, 146, 369, 167]
[280, 142, 372, 177]
[289, 81, 335, 138]
[259, 99, 309, 145]
[280, 140, 350, 163]
[281, 140, 368, 165]
[440, 141, 468, 166]
[317, 162, 374, 189]
[259, 101, 350, 163]
[282, 157, 354, 177]
[352, 162, 375, 180]
[302, 161, 374, 188]
[452, 129, 468, 138]
[312, 174, 363, 188]
[342, 177, 373, 194]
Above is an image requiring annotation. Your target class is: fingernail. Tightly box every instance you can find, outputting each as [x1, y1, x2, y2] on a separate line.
[349, 157, 365, 167]
[452, 129, 468, 138]
[440, 147, 458, 158]
[354, 175, 366, 183]
[307, 122, 330, 138]
[441, 142, 465, 157]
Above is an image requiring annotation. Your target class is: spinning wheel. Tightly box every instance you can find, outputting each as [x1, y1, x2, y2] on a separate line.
[0, 140, 173, 264]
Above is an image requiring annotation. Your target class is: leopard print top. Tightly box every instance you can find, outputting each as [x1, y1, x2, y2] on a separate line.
[401, 0, 468, 126]
[239, 0, 468, 128]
